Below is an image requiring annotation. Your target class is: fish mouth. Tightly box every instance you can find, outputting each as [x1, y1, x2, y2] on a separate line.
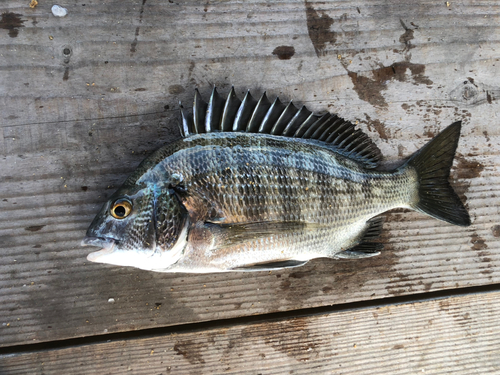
[82, 236, 117, 262]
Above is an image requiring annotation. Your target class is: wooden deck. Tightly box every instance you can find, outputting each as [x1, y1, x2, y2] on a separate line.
[1, 0, 499, 373]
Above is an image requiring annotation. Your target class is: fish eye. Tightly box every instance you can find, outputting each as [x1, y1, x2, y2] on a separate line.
[110, 199, 132, 219]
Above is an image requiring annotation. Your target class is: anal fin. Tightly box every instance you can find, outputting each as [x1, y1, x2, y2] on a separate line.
[336, 217, 385, 259]
[362, 216, 385, 241]
[335, 243, 383, 259]
[232, 260, 308, 271]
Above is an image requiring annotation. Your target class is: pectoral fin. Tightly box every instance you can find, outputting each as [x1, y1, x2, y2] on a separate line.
[203, 220, 323, 249]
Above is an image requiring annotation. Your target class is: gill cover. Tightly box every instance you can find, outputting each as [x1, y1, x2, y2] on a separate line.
[85, 183, 189, 271]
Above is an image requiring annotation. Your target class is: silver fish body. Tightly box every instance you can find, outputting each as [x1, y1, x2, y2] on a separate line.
[83, 88, 470, 273]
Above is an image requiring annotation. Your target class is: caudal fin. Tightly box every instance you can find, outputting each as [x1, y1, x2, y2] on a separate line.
[406, 121, 471, 226]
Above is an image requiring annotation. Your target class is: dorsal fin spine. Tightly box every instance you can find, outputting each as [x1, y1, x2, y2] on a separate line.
[259, 97, 286, 133]
[247, 92, 271, 133]
[319, 118, 343, 141]
[327, 122, 351, 144]
[270, 101, 299, 135]
[311, 116, 338, 140]
[301, 114, 330, 139]
[282, 106, 311, 136]
[221, 87, 241, 131]
[233, 90, 257, 131]
[193, 89, 207, 134]
[205, 87, 224, 132]
[293, 113, 320, 138]
[338, 131, 361, 152]
[180, 104, 191, 137]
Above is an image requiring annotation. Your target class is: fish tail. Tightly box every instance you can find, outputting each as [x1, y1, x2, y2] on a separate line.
[405, 121, 471, 226]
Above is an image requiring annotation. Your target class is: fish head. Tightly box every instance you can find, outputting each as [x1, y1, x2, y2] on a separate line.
[83, 182, 189, 271]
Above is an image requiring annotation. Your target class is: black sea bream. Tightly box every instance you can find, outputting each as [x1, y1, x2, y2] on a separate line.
[83, 87, 470, 273]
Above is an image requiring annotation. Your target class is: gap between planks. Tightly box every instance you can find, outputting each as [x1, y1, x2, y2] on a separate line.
[0, 282, 499, 357]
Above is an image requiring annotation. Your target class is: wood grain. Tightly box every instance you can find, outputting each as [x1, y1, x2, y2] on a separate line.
[2, 291, 500, 374]
[1, 0, 499, 348]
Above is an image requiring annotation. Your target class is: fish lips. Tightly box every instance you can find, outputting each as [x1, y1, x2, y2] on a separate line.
[81, 236, 116, 262]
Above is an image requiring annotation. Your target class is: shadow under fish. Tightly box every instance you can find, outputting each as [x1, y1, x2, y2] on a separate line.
[82, 87, 470, 273]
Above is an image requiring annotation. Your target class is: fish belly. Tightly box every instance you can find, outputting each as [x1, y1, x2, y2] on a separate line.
[167, 221, 368, 272]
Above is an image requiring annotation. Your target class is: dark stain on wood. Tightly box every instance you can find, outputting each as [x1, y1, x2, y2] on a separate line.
[480, 266, 493, 275]
[439, 300, 450, 312]
[393, 344, 405, 349]
[25, 225, 45, 232]
[364, 114, 388, 140]
[220, 336, 238, 363]
[243, 316, 318, 362]
[169, 84, 185, 95]
[440, 301, 474, 327]
[289, 271, 307, 279]
[385, 274, 408, 297]
[423, 282, 433, 292]
[399, 19, 414, 51]
[233, 302, 242, 310]
[272, 46, 295, 60]
[174, 340, 206, 364]
[451, 155, 485, 203]
[483, 131, 490, 143]
[486, 91, 492, 104]
[130, 27, 140, 53]
[454, 155, 485, 180]
[63, 67, 70, 81]
[0, 12, 24, 38]
[470, 232, 492, 277]
[423, 125, 439, 138]
[347, 62, 433, 107]
[304, 1, 336, 56]
[130, 0, 147, 54]
[347, 70, 387, 107]
[470, 232, 487, 251]
[492, 225, 500, 237]
[454, 312, 471, 327]
[321, 286, 333, 293]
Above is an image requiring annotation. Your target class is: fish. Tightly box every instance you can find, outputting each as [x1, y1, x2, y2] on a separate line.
[82, 87, 471, 273]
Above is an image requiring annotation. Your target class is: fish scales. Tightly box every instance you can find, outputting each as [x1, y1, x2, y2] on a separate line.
[154, 133, 415, 227]
[83, 87, 470, 273]
[145, 134, 415, 270]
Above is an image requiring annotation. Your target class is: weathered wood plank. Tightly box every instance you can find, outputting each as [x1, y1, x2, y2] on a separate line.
[1, 0, 499, 347]
[2, 291, 500, 374]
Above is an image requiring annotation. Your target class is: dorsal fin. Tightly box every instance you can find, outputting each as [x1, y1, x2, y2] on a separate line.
[180, 87, 382, 168]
